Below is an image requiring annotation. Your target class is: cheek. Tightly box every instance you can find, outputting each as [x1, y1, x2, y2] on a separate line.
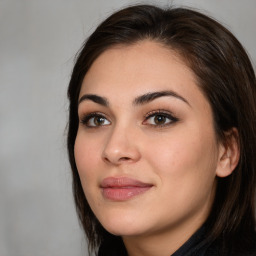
[144, 129, 218, 215]
[143, 126, 218, 182]
[74, 133, 101, 184]
[74, 133, 106, 213]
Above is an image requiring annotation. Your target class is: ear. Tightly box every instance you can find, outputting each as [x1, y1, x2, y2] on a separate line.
[216, 128, 240, 178]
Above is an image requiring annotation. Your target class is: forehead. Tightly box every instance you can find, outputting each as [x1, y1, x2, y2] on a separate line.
[79, 40, 205, 107]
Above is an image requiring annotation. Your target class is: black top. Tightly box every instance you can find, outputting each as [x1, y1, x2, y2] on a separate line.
[98, 225, 256, 256]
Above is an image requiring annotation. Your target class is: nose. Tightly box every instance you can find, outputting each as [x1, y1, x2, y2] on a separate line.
[102, 125, 141, 165]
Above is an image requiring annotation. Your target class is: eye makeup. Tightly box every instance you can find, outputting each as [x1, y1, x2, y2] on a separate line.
[143, 109, 179, 127]
[80, 112, 111, 128]
[79, 108, 179, 130]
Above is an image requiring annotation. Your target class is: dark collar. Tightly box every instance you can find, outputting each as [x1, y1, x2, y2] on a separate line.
[98, 225, 256, 256]
[171, 225, 216, 256]
[98, 224, 214, 256]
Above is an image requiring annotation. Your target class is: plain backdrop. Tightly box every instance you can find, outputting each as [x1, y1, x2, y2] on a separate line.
[0, 0, 255, 255]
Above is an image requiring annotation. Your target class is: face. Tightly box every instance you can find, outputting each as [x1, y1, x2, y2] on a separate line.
[74, 41, 223, 239]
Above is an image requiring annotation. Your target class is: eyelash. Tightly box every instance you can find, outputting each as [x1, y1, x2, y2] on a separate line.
[80, 110, 179, 128]
[143, 110, 179, 127]
[80, 112, 110, 128]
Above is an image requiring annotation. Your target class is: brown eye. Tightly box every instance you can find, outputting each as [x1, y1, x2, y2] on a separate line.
[94, 116, 106, 126]
[144, 111, 178, 127]
[154, 115, 167, 125]
[81, 114, 111, 127]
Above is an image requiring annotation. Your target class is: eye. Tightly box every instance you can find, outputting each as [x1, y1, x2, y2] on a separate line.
[81, 113, 111, 127]
[144, 111, 178, 127]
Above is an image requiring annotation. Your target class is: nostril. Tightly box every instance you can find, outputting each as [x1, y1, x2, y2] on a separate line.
[119, 157, 130, 161]
[103, 156, 130, 164]
[104, 157, 111, 163]
[102, 144, 141, 164]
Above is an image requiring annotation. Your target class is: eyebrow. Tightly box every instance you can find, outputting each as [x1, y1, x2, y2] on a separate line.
[78, 90, 190, 107]
[78, 94, 109, 106]
[133, 90, 190, 106]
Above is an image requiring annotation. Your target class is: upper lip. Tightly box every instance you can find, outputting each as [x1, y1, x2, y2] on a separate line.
[100, 177, 153, 188]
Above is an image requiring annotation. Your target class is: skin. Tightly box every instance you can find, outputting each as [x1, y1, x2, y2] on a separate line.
[74, 40, 238, 256]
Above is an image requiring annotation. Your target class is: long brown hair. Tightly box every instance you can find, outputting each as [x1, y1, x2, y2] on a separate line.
[67, 4, 256, 254]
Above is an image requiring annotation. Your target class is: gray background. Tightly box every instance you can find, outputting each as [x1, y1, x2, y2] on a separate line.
[0, 0, 255, 255]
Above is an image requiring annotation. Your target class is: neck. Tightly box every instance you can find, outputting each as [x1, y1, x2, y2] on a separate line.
[122, 213, 207, 256]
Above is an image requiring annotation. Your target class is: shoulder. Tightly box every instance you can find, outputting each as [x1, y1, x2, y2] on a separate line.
[230, 231, 256, 256]
[205, 245, 256, 256]
[205, 232, 256, 256]
[230, 251, 256, 256]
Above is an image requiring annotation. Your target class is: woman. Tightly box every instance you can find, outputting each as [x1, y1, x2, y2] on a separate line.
[67, 5, 256, 256]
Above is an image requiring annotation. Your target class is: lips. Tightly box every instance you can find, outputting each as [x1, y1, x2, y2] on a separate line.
[100, 177, 153, 201]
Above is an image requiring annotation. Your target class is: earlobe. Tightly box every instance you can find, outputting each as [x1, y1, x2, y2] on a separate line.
[216, 128, 240, 178]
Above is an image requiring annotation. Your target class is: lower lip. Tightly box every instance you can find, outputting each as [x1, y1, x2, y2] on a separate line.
[102, 186, 152, 201]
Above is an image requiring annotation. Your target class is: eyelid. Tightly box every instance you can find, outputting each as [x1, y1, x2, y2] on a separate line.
[143, 109, 179, 126]
[80, 112, 111, 127]
[79, 109, 178, 128]
[144, 109, 171, 117]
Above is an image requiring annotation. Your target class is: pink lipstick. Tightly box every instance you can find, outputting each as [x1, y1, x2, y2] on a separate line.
[100, 177, 153, 201]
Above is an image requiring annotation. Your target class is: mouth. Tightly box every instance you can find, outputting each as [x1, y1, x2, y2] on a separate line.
[100, 177, 153, 201]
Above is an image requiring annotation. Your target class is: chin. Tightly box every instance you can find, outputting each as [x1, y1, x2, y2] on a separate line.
[105, 224, 146, 237]
[98, 210, 147, 236]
